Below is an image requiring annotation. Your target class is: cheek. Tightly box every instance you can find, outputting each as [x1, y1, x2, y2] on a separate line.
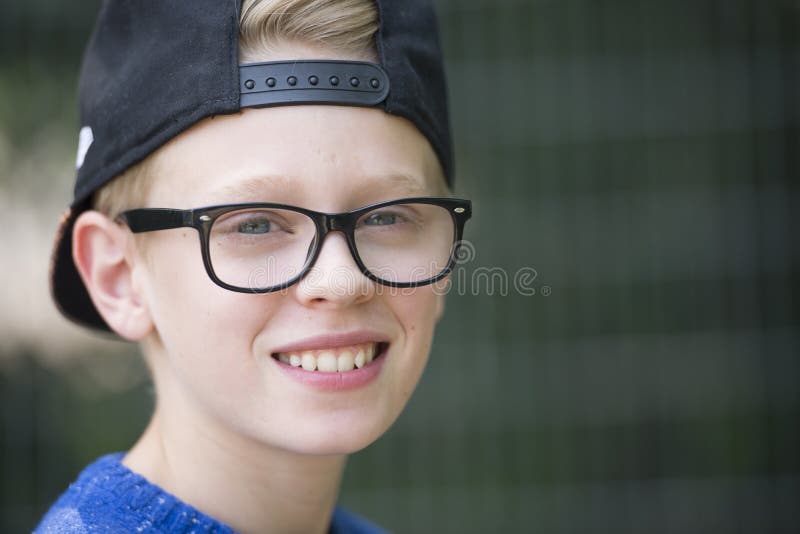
[390, 287, 443, 338]
[138, 232, 278, 394]
[384, 288, 444, 395]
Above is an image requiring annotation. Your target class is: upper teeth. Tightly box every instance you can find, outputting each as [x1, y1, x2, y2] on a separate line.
[275, 342, 378, 372]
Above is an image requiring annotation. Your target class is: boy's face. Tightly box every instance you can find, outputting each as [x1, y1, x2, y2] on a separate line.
[129, 100, 448, 454]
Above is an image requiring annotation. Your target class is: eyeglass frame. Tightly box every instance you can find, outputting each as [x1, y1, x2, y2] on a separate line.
[116, 196, 472, 293]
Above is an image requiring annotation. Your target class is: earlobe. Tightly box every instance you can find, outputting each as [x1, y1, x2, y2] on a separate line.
[72, 210, 153, 340]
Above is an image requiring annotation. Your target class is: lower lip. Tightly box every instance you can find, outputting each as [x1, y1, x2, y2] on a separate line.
[272, 345, 388, 392]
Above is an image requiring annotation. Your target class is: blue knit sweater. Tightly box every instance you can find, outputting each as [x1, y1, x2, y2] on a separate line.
[34, 452, 387, 533]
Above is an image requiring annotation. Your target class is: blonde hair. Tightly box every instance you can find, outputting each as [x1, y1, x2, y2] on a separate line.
[92, 0, 380, 217]
[239, 0, 379, 62]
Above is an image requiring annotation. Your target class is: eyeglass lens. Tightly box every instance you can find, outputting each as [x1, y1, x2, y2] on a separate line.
[208, 202, 456, 290]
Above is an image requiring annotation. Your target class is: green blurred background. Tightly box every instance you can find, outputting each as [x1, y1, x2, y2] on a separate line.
[1, 0, 798, 532]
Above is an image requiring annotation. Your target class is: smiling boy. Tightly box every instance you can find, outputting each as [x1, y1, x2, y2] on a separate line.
[36, 0, 470, 533]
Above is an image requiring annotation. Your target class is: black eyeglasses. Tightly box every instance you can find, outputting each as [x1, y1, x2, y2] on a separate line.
[117, 197, 472, 293]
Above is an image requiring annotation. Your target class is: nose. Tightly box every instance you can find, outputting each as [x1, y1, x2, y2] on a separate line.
[293, 231, 375, 307]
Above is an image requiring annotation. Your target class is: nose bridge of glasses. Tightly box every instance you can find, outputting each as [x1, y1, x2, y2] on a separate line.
[315, 213, 356, 262]
[303, 217, 363, 285]
[323, 212, 350, 233]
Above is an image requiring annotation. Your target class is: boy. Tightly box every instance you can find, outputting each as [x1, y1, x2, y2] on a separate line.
[37, 0, 470, 532]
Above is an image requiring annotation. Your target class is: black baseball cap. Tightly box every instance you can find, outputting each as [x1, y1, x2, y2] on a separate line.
[50, 0, 454, 333]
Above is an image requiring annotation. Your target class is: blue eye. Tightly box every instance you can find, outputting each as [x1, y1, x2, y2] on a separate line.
[238, 219, 271, 234]
[364, 212, 397, 226]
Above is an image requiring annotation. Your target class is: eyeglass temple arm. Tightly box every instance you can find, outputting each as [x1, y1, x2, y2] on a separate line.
[117, 208, 192, 233]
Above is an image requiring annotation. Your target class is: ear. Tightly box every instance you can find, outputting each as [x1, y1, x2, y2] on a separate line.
[72, 210, 153, 340]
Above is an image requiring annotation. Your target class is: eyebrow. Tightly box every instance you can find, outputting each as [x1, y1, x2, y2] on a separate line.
[365, 172, 432, 196]
[209, 175, 294, 201]
[208, 172, 432, 202]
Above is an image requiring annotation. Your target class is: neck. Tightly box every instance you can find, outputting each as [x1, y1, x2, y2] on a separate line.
[123, 388, 346, 534]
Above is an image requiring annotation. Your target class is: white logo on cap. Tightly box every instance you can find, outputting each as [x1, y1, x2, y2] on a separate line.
[76, 126, 94, 170]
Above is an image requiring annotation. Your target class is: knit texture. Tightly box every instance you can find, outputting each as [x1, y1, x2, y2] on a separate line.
[34, 452, 387, 533]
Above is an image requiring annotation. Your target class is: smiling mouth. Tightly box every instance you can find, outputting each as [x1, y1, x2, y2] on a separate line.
[271, 342, 387, 372]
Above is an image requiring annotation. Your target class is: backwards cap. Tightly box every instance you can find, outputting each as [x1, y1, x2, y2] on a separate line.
[50, 0, 453, 333]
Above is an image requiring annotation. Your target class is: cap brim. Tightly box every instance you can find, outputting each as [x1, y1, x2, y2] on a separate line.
[49, 197, 116, 334]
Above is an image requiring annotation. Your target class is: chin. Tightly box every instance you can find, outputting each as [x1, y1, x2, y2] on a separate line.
[265, 404, 401, 456]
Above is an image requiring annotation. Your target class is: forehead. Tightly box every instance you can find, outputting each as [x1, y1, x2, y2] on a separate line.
[145, 104, 445, 210]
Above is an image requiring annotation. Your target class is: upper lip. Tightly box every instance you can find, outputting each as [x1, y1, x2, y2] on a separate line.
[270, 330, 390, 354]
